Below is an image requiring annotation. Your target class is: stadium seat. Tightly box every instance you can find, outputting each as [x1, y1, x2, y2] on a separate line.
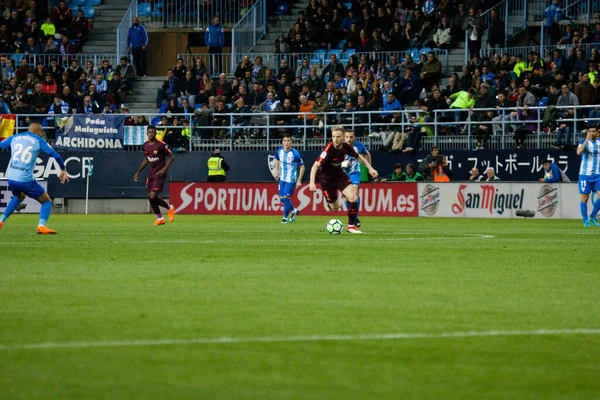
[420, 47, 432, 54]
[194, 103, 203, 109]
[137, 2, 152, 16]
[344, 48, 356, 58]
[273, 1, 289, 15]
[336, 39, 346, 50]
[538, 97, 548, 107]
[327, 49, 342, 60]
[311, 49, 327, 63]
[72, 0, 86, 5]
[71, 5, 79, 14]
[159, 103, 168, 113]
[343, 2, 352, 10]
[151, 116, 161, 125]
[86, 0, 101, 5]
[81, 5, 95, 18]
[152, 2, 164, 16]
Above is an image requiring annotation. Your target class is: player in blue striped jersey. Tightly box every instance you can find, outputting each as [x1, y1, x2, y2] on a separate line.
[273, 134, 305, 223]
[0, 122, 69, 234]
[576, 126, 600, 227]
[342, 129, 370, 227]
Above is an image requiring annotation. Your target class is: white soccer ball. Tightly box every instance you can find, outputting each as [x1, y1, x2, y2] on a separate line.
[327, 219, 343, 234]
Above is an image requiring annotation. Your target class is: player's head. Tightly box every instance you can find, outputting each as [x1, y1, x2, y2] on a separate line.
[331, 126, 345, 147]
[146, 125, 157, 141]
[282, 134, 293, 150]
[541, 159, 551, 171]
[394, 163, 402, 174]
[28, 122, 43, 136]
[587, 126, 598, 140]
[344, 129, 356, 146]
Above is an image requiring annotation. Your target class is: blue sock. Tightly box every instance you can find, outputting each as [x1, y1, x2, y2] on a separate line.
[1, 197, 23, 223]
[592, 199, 600, 219]
[580, 201, 588, 222]
[39, 200, 52, 227]
[282, 198, 291, 219]
[356, 196, 361, 218]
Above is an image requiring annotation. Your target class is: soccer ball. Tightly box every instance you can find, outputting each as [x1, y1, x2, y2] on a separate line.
[327, 219, 343, 234]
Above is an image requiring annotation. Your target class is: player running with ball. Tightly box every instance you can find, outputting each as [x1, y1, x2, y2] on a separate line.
[134, 125, 176, 225]
[309, 126, 378, 234]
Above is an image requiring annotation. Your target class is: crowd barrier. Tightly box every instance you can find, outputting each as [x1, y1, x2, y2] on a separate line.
[169, 181, 581, 219]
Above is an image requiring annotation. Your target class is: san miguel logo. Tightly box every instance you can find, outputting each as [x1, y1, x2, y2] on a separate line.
[537, 185, 559, 217]
[420, 184, 440, 215]
[451, 184, 524, 215]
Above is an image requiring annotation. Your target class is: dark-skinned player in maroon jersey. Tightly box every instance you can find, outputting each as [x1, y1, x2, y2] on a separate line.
[309, 125, 378, 234]
[133, 125, 176, 225]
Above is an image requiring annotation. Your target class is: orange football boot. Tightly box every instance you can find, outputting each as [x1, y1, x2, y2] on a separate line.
[36, 225, 56, 234]
[154, 219, 166, 226]
[168, 205, 175, 222]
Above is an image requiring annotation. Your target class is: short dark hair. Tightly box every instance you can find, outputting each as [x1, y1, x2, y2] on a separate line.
[147, 125, 157, 131]
[283, 133, 293, 140]
[394, 163, 402, 169]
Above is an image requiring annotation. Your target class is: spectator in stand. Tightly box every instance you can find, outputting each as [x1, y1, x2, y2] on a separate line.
[177, 70, 197, 108]
[108, 72, 127, 107]
[463, 7, 484, 59]
[74, 72, 88, 97]
[433, 17, 452, 50]
[310, 92, 330, 135]
[16, 59, 32, 84]
[378, 163, 406, 182]
[23, 36, 42, 55]
[292, 94, 315, 134]
[275, 34, 290, 53]
[420, 52, 442, 92]
[307, 66, 325, 94]
[196, 72, 212, 105]
[473, 110, 496, 150]
[172, 57, 187, 80]
[538, 159, 563, 182]
[41, 73, 57, 96]
[43, 36, 58, 54]
[115, 56, 135, 92]
[574, 72, 595, 120]
[156, 69, 179, 107]
[93, 73, 108, 95]
[59, 35, 75, 62]
[277, 59, 295, 84]
[552, 83, 580, 149]
[487, 9, 505, 49]
[321, 54, 344, 82]
[378, 92, 402, 147]
[40, 17, 55, 41]
[205, 15, 225, 74]
[252, 56, 266, 81]
[447, 88, 476, 134]
[234, 56, 253, 80]
[357, 29, 373, 52]
[398, 68, 421, 106]
[418, 146, 440, 179]
[483, 167, 500, 181]
[212, 73, 232, 102]
[0, 24, 11, 53]
[469, 167, 483, 181]
[341, 9, 358, 34]
[61, 85, 79, 112]
[67, 60, 83, 83]
[166, 98, 182, 114]
[127, 17, 148, 77]
[544, 0, 564, 44]
[191, 58, 208, 80]
[53, 0, 72, 35]
[508, 85, 537, 132]
[71, 10, 89, 49]
[247, 82, 266, 110]
[30, 82, 50, 116]
[86, 84, 103, 106]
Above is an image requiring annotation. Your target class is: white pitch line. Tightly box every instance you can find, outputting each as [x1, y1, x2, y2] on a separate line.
[1, 328, 599, 351]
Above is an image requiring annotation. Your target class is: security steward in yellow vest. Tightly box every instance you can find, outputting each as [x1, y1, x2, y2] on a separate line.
[207, 148, 229, 182]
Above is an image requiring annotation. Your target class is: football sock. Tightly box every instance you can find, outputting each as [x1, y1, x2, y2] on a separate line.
[156, 213, 163, 219]
[356, 196, 361, 217]
[591, 199, 600, 218]
[282, 197, 291, 219]
[348, 201, 358, 226]
[580, 201, 588, 222]
[149, 198, 160, 215]
[39, 200, 52, 227]
[156, 196, 169, 210]
[1, 196, 22, 222]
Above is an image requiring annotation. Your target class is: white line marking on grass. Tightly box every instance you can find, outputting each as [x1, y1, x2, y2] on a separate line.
[1, 329, 599, 351]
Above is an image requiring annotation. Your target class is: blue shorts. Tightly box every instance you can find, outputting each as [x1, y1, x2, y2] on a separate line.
[578, 174, 600, 195]
[278, 181, 296, 198]
[8, 179, 45, 200]
[347, 172, 361, 186]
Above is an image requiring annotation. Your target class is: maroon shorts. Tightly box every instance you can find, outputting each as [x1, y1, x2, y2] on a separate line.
[146, 175, 165, 194]
[320, 176, 352, 204]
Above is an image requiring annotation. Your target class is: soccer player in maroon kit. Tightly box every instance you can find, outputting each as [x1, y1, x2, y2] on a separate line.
[133, 125, 176, 225]
[309, 126, 378, 233]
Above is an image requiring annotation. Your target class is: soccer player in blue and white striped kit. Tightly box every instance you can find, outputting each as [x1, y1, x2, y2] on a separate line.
[0, 122, 69, 234]
[274, 134, 305, 223]
[577, 126, 600, 227]
[342, 129, 370, 227]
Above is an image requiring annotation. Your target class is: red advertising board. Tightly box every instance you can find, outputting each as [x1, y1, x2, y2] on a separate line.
[170, 182, 419, 216]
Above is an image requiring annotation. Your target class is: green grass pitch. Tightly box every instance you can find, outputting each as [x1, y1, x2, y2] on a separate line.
[1, 215, 600, 399]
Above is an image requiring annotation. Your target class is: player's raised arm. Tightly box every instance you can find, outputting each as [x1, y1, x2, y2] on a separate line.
[309, 161, 321, 191]
[134, 157, 149, 182]
[577, 130, 593, 155]
[357, 154, 378, 179]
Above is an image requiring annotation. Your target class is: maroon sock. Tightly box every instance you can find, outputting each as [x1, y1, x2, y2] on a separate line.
[348, 202, 358, 226]
[156, 196, 169, 210]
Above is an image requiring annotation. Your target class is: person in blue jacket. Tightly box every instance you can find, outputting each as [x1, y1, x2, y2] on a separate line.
[539, 158, 563, 182]
[127, 16, 148, 77]
[205, 15, 225, 75]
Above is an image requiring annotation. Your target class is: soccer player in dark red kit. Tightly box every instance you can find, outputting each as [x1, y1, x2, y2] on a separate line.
[133, 125, 176, 225]
[309, 126, 378, 234]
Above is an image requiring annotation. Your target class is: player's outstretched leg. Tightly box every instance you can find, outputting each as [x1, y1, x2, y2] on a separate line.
[589, 197, 600, 226]
[355, 196, 361, 227]
[155, 196, 175, 222]
[581, 195, 591, 227]
[0, 195, 24, 229]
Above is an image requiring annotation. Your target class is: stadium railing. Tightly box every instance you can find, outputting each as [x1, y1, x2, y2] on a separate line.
[231, 0, 267, 72]
[116, 0, 138, 59]
[137, 0, 260, 28]
[179, 49, 450, 77]
[480, 42, 598, 60]
[12, 105, 597, 152]
[0, 53, 129, 69]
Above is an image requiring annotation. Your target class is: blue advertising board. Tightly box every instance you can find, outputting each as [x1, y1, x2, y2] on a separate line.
[0, 149, 583, 198]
